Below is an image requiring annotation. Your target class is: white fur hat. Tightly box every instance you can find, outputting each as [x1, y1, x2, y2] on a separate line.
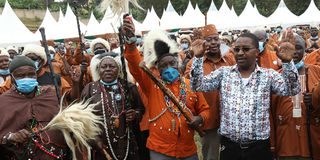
[178, 34, 191, 45]
[48, 46, 55, 53]
[90, 51, 133, 82]
[143, 29, 179, 68]
[135, 30, 142, 37]
[6, 45, 18, 53]
[22, 44, 47, 64]
[0, 48, 10, 57]
[90, 38, 111, 53]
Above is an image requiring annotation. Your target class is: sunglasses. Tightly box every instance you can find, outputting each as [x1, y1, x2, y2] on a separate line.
[234, 47, 256, 53]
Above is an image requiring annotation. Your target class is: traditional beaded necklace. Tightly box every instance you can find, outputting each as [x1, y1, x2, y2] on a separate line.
[100, 81, 130, 160]
[163, 77, 188, 135]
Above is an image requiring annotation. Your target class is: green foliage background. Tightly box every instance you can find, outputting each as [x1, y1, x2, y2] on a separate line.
[0, 0, 319, 22]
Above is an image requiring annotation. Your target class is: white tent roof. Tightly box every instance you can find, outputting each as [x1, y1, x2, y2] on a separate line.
[213, 1, 238, 30]
[181, 1, 205, 28]
[207, 0, 219, 25]
[236, 0, 267, 29]
[266, 0, 299, 27]
[0, 0, 40, 47]
[160, 0, 183, 29]
[35, 8, 60, 40]
[141, 7, 160, 31]
[86, 12, 104, 36]
[133, 17, 144, 31]
[298, 0, 320, 24]
[55, 4, 87, 39]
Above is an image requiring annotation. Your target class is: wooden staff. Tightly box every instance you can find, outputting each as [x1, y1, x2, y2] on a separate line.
[39, 27, 61, 103]
[73, 1, 88, 84]
[139, 62, 205, 137]
[305, 66, 314, 160]
[103, 149, 112, 160]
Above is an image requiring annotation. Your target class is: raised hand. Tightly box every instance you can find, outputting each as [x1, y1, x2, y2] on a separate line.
[191, 39, 206, 58]
[8, 129, 32, 143]
[275, 28, 296, 63]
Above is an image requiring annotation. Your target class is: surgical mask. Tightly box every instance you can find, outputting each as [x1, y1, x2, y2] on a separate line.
[228, 32, 232, 36]
[181, 43, 189, 49]
[266, 33, 270, 39]
[0, 69, 9, 75]
[64, 47, 66, 53]
[259, 41, 265, 53]
[9, 58, 12, 62]
[100, 79, 117, 86]
[311, 36, 319, 40]
[295, 61, 304, 70]
[34, 61, 39, 71]
[271, 31, 274, 34]
[136, 38, 141, 45]
[14, 78, 38, 93]
[277, 28, 281, 33]
[50, 54, 54, 60]
[161, 67, 179, 82]
[86, 48, 91, 54]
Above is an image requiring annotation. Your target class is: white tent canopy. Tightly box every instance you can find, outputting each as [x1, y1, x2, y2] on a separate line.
[181, 1, 205, 28]
[35, 8, 59, 40]
[160, 0, 183, 29]
[141, 7, 160, 31]
[0, 0, 40, 47]
[86, 12, 104, 36]
[100, 6, 121, 34]
[298, 0, 320, 25]
[236, 0, 268, 29]
[265, 0, 299, 27]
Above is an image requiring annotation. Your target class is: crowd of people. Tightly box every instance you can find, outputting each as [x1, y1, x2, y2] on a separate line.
[0, 16, 319, 160]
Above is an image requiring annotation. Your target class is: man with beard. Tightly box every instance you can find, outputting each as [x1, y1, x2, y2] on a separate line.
[184, 24, 235, 160]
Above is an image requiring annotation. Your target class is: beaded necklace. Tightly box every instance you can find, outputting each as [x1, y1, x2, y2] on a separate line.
[99, 81, 130, 160]
[163, 77, 188, 136]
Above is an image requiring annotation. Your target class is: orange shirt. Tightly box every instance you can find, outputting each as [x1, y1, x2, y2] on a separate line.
[258, 49, 280, 70]
[125, 43, 210, 158]
[270, 65, 320, 159]
[74, 46, 92, 65]
[184, 52, 236, 130]
[305, 49, 320, 66]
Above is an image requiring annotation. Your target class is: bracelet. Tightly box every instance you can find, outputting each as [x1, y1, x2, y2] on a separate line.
[7, 132, 12, 143]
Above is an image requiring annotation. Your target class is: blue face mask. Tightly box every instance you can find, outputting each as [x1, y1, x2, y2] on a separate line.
[266, 33, 270, 39]
[9, 58, 12, 62]
[86, 48, 91, 54]
[295, 61, 304, 70]
[34, 61, 39, 71]
[277, 28, 281, 33]
[100, 79, 117, 86]
[0, 69, 9, 75]
[311, 36, 319, 40]
[271, 31, 274, 34]
[181, 43, 189, 49]
[15, 78, 38, 93]
[161, 67, 179, 82]
[50, 54, 54, 60]
[259, 41, 265, 53]
[136, 38, 141, 45]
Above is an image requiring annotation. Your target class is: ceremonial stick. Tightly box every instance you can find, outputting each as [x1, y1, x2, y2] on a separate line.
[73, 1, 88, 84]
[103, 149, 112, 160]
[139, 62, 206, 137]
[39, 27, 61, 103]
[305, 67, 314, 160]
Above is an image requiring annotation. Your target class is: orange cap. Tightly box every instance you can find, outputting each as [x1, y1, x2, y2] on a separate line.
[200, 24, 218, 37]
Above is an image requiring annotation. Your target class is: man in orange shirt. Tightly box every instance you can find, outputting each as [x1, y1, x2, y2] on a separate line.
[185, 24, 236, 160]
[306, 26, 320, 53]
[271, 35, 320, 160]
[123, 18, 209, 159]
[304, 49, 320, 67]
[253, 29, 281, 70]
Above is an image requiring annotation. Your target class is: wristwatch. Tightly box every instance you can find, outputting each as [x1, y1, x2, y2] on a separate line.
[288, 72, 297, 80]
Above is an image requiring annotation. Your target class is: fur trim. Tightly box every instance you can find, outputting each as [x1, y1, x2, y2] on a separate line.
[6, 45, 18, 53]
[90, 51, 133, 83]
[178, 34, 191, 45]
[0, 48, 10, 57]
[48, 46, 55, 53]
[143, 29, 179, 68]
[22, 44, 47, 64]
[90, 38, 111, 53]
[98, 0, 143, 16]
[135, 30, 142, 37]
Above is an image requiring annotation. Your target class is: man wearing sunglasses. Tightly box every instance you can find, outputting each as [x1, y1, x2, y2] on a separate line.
[190, 29, 300, 160]
[184, 24, 236, 160]
[253, 29, 281, 70]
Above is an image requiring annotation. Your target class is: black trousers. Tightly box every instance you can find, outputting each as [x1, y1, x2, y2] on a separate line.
[220, 136, 272, 160]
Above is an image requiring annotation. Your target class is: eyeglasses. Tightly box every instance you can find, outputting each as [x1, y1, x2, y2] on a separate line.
[233, 47, 256, 53]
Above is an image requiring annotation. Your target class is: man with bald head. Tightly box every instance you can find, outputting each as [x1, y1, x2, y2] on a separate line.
[271, 35, 320, 160]
[253, 29, 280, 70]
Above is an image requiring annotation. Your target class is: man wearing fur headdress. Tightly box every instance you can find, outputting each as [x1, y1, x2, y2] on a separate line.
[123, 17, 209, 159]
[81, 51, 145, 160]
[0, 48, 10, 85]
